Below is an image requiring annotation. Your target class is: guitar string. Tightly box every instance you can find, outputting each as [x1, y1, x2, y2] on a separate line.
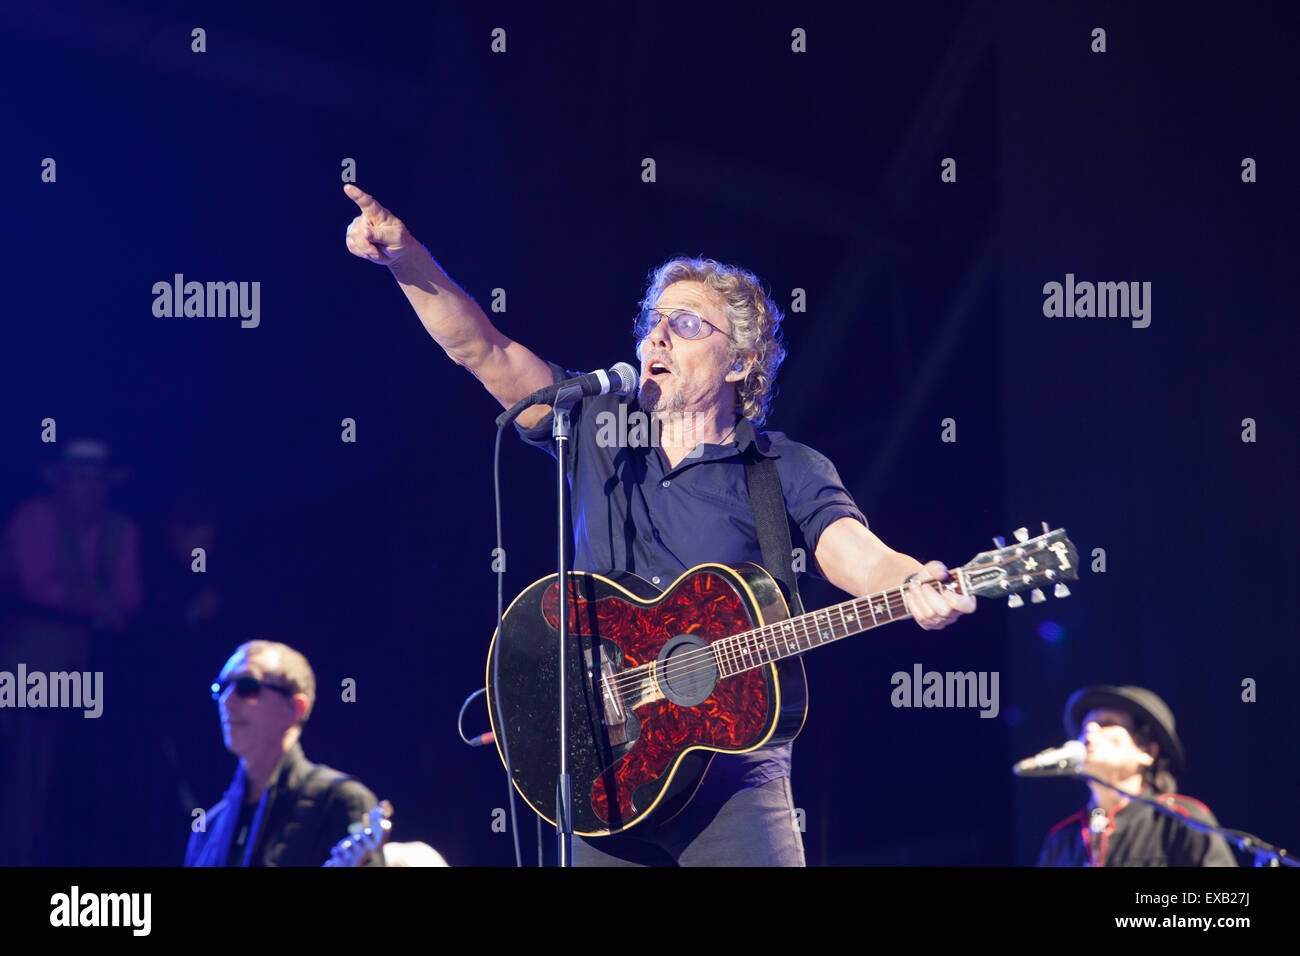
[599, 587, 917, 696]
[597, 585, 921, 695]
[582, 546, 1062, 697]
[597, 552, 1057, 697]
[599, 603, 911, 701]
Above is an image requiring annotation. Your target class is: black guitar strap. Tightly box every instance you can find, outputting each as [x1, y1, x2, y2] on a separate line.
[744, 451, 805, 616]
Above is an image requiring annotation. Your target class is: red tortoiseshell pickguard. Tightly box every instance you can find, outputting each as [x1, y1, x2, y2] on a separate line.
[541, 570, 773, 825]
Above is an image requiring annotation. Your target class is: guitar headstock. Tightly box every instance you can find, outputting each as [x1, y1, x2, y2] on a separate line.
[959, 524, 1078, 607]
[322, 800, 394, 867]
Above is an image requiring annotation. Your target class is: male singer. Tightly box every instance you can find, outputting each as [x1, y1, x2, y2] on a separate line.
[344, 184, 975, 866]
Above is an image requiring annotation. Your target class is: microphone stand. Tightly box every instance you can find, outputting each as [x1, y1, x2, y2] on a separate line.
[550, 383, 584, 867]
[1075, 773, 1298, 867]
[493, 365, 634, 866]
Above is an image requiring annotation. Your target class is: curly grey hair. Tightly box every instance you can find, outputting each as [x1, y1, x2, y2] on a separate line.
[634, 257, 787, 426]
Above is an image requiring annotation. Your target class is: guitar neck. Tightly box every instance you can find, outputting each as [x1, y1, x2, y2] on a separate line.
[321, 801, 393, 867]
[712, 574, 965, 677]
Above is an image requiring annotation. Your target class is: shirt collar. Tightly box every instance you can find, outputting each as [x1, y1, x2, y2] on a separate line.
[1090, 785, 1156, 822]
[267, 740, 312, 793]
[734, 416, 777, 458]
[656, 415, 780, 477]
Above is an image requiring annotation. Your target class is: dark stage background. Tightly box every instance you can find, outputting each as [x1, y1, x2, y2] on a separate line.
[0, 1, 1295, 867]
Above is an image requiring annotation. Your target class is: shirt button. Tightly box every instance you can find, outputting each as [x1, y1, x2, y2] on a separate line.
[651, 576, 661, 586]
[661, 480, 671, 488]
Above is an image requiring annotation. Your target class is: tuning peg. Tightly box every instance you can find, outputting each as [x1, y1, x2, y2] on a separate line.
[1042, 521, 1051, 534]
[1014, 527, 1029, 543]
[993, 536, 1006, 548]
[1054, 582, 1071, 598]
[1007, 593, 1024, 608]
[1030, 588, 1045, 603]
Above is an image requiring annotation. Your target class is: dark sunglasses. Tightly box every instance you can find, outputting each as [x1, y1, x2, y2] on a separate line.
[211, 675, 295, 701]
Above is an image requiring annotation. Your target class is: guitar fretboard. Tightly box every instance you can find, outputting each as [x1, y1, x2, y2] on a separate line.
[710, 578, 961, 678]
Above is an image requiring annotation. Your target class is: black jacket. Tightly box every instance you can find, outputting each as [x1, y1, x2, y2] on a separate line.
[185, 742, 384, 866]
[1037, 789, 1237, 867]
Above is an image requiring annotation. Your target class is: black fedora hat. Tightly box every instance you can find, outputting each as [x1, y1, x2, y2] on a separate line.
[1064, 685, 1185, 777]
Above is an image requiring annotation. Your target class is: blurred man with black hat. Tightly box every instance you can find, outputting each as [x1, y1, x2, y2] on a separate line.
[1036, 685, 1236, 867]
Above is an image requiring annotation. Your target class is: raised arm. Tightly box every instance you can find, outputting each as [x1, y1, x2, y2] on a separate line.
[344, 184, 555, 428]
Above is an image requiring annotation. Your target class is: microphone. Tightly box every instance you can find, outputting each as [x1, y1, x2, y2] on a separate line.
[495, 363, 638, 428]
[1012, 739, 1086, 777]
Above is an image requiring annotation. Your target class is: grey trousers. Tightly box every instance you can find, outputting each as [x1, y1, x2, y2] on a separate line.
[573, 774, 806, 867]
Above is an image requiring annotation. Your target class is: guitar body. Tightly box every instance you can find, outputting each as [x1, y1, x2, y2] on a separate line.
[485, 525, 1079, 840]
[486, 563, 806, 836]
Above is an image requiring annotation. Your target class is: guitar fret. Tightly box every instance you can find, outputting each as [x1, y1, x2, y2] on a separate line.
[773, 623, 785, 657]
[781, 619, 797, 654]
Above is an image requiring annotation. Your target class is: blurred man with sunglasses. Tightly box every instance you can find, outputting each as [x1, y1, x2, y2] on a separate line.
[185, 640, 384, 866]
[344, 185, 974, 866]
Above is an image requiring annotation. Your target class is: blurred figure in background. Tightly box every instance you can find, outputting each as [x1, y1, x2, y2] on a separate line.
[1036, 685, 1236, 867]
[0, 438, 142, 864]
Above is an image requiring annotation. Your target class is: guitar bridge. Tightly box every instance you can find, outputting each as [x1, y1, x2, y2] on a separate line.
[586, 644, 630, 747]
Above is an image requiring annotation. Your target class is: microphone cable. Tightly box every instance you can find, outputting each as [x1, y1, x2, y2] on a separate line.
[491, 422, 525, 868]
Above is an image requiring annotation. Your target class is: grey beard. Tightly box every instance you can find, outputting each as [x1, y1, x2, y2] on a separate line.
[638, 380, 687, 417]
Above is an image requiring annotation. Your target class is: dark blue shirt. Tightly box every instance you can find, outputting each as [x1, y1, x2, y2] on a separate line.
[517, 361, 868, 786]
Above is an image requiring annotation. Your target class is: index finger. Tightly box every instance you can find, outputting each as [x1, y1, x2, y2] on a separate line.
[344, 184, 387, 222]
[922, 560, 951, 581]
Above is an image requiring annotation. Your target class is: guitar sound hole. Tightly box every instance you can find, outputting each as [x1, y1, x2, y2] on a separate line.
[655, 634, 718, 707]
